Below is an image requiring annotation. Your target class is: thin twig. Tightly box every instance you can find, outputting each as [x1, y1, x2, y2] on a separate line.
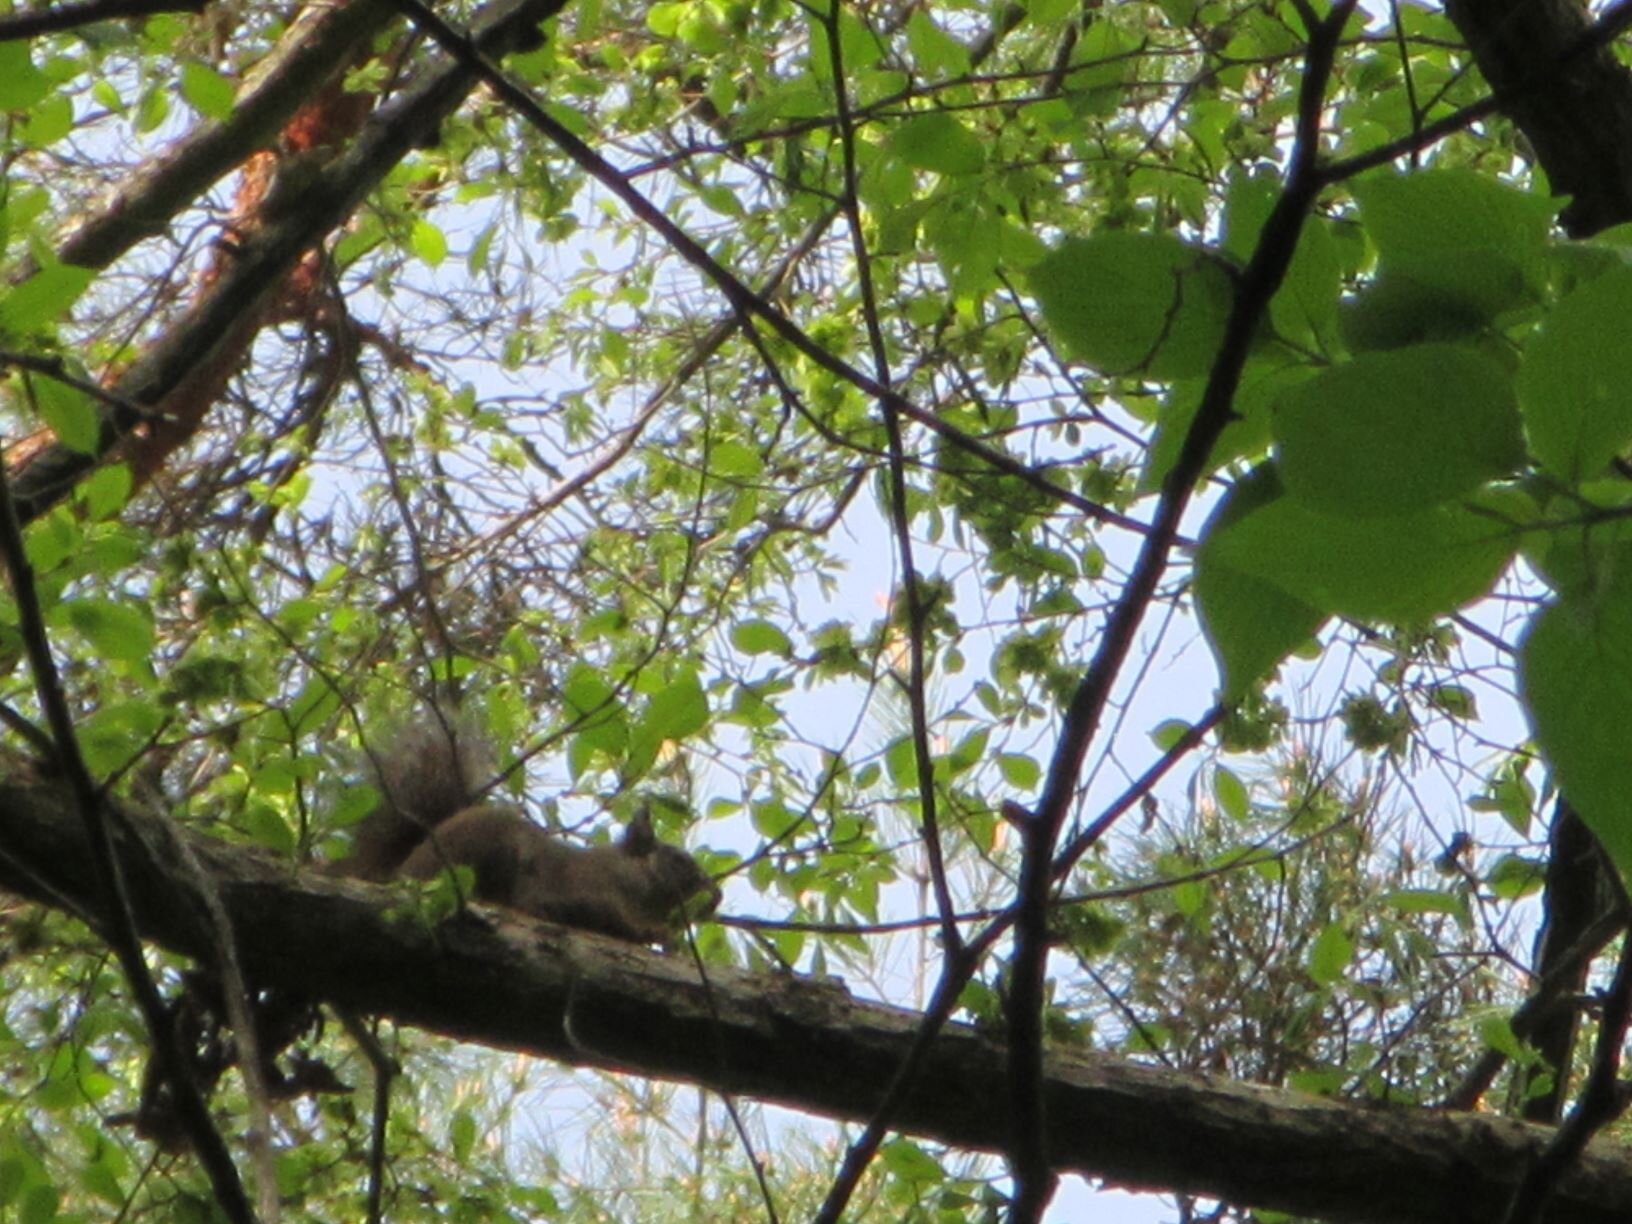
[336, 1008, 400, 1224]
[820, 0, 960, 958]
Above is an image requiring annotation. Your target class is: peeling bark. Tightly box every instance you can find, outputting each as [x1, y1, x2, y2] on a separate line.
[7, 0, 566, 523]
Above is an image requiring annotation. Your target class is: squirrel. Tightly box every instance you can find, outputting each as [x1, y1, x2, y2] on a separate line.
[334, 718, 720, 947]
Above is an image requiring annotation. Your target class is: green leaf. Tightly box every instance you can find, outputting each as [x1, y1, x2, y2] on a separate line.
[1382, 888, 1467, 919]
[563, 663, 627, 774]
[450, 1109, 477, 1163]
[1149, 719, 1191, 751]
[1338, 272, 1493, 353]
[78, 464, 133, 520]
[808, 5, 885, 77]
[904, 10, 970, 78]
[20, 93, 70, 148]
[642, 668, 708, 741]
[1194, 466, 1327, 699]
[1486, 854, 1546, 901]
[1029, 232, 1233, 380]
[1205, 471, 1515, 623]
[880, 1137, 943, 1184]
[1287, 1067, 1347, 1097]
[1521, 573, 1632, 880]
[731, 619, 792, 656]
[711, 440, 763, 477]
[241, 802, 296, 855]
[135, 83, 169, 134]
[1306, 921, 1353, 986]
[77, 700, 165, 777]
[180, 60, 235, 120]
[23, 509, 76, 573]
[751, 799, 801, 840]
[885, 732, 917, 785]
[19, 1182, 57, 1224]
[646, 1, 684, 35]
[30, 377, 100, 455]
[1517, 264, 1632, 481]
[887, 112, 985, 175]
[410, 219, 448, 267]
[1273, 344, 1523, 517]
[1353, 168, 1553, 318]
[52, 598, 153, 663]
[997, 752, 1041, 789]
[946, 725, 988, 776]
[1479, 1013, 1525, 1060]
[0, 43, 49, 110]
[1213, 766, 1248, 821]
[0, 265, 96, 339]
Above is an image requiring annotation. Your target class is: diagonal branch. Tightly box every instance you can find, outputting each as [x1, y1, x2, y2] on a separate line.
[8, 0, 567, 524]
[1001, 6, 1361, 1218]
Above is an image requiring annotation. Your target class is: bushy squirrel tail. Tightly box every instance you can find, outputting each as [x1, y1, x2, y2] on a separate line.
[337, 716, 494, 881]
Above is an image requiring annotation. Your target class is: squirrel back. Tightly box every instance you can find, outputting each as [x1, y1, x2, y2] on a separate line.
[398, 805, 719, 946]
[336, 719, 718, 945]
[338, 718, 493, 883]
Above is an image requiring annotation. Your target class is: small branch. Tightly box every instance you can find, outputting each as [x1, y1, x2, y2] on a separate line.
[1438, 907, 1626, 1112]
[1049, 704, 1224, 886]
[336, 1009, 399, 1224]
[1503, 932, 1632, 1224]
[0, 350, 171, 426]
[812, 939, 991, 1224]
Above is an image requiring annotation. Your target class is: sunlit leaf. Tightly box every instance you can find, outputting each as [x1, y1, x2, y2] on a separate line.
[888, 112, 986, 175]
[1030, 232, 1232, 380]
[1205, 472, 1516, 623]
[1518, 264, 1632, 481]
[1194, 466, 1328, 699]
[1273, 344, 1523, 516]
[1521, 573, 1632, 880]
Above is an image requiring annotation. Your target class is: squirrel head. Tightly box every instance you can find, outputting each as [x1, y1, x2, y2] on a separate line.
[618, 806, 721, 924]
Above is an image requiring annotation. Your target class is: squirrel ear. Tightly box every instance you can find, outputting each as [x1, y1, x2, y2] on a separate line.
[621, 805, 656, 854]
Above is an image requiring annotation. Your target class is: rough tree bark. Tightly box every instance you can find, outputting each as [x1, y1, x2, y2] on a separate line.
[0, 754, 1629, 1224]
[1443, 0, 1632, 238]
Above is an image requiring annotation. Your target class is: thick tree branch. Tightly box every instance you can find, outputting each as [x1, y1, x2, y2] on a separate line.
[1, 758, 1631, 1224]
[0, 0, 205, 42]
[1443, 0, 1632, 238]
[45, 0, 397, 273]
